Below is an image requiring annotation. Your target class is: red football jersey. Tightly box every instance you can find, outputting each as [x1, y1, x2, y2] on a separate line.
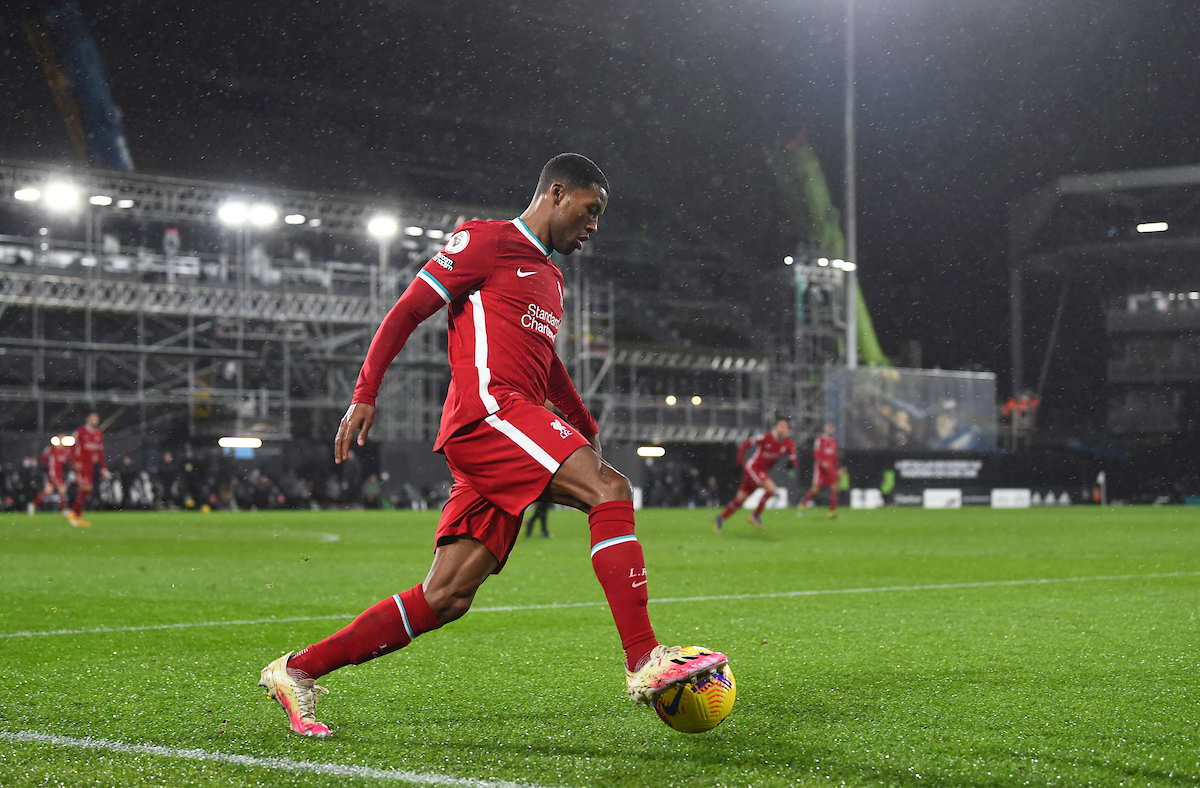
[73, 424, 106, 468]
[813, 435, 839, 471]
[354, 218, 597, 449]
[40, 444, 74, 479]
[738, 430, 797, 477]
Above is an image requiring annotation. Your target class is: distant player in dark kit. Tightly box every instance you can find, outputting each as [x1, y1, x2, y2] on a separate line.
[29, 435, 77, 523]
[798, 422, 840, 517]
[714, 417, 797, 532]
[70, 413, 109, 527]
[258, 154, 727, 737]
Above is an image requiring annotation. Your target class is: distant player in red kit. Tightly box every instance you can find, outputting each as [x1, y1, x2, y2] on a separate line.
[29, 435, 77, 523]
[258, 154, 727, 737]
[71, 412, 109, 527]
[798, 422, 840, 517]
[714, 417, 797, 533]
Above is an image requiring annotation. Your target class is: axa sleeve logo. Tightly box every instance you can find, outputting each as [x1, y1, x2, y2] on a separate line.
[444, 230, 470, 255]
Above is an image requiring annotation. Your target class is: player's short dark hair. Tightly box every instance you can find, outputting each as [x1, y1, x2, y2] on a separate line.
[774, 415, 792, 424]
[536, 153, 609, 195]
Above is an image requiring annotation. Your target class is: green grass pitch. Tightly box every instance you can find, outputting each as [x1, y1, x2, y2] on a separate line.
[1, 505, 1198, 787]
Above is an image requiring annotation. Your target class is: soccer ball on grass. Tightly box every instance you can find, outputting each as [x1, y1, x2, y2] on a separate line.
[652, 650, 736, 733]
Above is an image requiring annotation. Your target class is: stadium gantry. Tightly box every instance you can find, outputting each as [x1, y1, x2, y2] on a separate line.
[1, 159, 819, 446]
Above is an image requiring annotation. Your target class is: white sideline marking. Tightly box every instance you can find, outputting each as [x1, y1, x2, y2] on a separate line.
[4, 571, 1198, 640]
[0, 730, 565, 788]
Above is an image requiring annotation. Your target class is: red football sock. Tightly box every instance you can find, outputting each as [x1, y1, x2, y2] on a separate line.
[719, 499, 739, 519]
[72, 494, 85, 518]
[753, 492, 769, 517]
[32, 490, 45, 506]
[800, 489, 815, 507]
[589, 500, 659, 671]
[287, 584, 442, 680]
[829, 490, 838, 512]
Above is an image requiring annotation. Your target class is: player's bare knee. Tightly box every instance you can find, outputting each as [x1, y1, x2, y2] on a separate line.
[596, 468, 632, 504]
[424, 586, 474, 624]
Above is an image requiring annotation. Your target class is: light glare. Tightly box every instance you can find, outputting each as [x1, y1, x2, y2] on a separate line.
[89, 195, 113, 206]
[284, 214, 306, 225]
[1136, 222, 1168, 233]
[116, 199, 135, 209]
[783, 256, 794, 265]
[637, 446, 666, 457]
[665, 395, 677, 406]
[60, 435, 76, 447]
[404, 225, 424, 236]
[368, 216, 399, 238]
[218, 202, 248, 225]
[248, 204, 278, 226]
[691, 395, 702, 405]
[218, 437, 263, 449]
[44, 182, 80, 211]
[14, 188, 41, 201]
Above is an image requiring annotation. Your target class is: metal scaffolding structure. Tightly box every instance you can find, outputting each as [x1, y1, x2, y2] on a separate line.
[1, 159, 818, 446]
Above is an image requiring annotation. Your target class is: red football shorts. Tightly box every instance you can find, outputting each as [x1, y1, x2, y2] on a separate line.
[47, 471, 65, 488]
[737, 470, 764, 496]
[813, 464, 839, 488]
[75, 461, 96, 487]
[436, 399, 591, 571]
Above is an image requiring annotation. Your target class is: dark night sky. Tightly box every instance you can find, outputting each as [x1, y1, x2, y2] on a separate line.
[3, 0, 1198, 429]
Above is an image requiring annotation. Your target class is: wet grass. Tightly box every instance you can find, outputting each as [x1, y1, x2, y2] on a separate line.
[1, 505, 1198, 787]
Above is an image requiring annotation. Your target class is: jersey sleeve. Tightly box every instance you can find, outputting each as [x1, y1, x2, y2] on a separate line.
[411, 222, 497, 306]
[546, 354, 598, 439]
[736, 436, 755, 466]
[353, 277, 450, 406]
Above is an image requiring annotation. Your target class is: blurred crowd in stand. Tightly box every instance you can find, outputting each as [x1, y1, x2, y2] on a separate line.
[0, 445, 450, 514]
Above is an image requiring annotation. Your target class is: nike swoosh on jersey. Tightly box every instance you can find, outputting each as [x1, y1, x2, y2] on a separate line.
[632, 580, 648, 588]
[516, 269, 537, 277]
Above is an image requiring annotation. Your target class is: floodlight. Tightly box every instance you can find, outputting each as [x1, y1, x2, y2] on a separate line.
[60, 435, 76, 447]
[426, 228, 445, 240]
[1136, 222, 1168, 233]
[89, 195, 113, 206]
[14, 188, 40, 201]
[691, 395, 702, 405]
[218, 436, 263, 449]
[404, 225, 424, 237]
[284, 214, 306, 225]
[665, 395, 677, 406]
[842, 261, 857, 272]
[783, 256, 794, 265]
[307, 217, 322, 227]
[637, 446, 666, 457]
[248, 204, 278, 226]
[50, 436, 60, 446]
[43, 182, 80, 211]
[116, 199, 135, 209]
[218, 202, 249, 225]
[817, 257, 829, 266]
[368, 215, 399, 238]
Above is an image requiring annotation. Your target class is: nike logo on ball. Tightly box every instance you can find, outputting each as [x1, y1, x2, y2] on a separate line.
[516, 269, 536, 277]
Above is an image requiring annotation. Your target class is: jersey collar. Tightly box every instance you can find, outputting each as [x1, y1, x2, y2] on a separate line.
[512, 217, 551, 258]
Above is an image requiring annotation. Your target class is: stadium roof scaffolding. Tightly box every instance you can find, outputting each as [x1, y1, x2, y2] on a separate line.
[1, 160, 807, 445]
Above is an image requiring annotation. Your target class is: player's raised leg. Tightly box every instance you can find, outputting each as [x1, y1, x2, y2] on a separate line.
[549, 445, 728, 703]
